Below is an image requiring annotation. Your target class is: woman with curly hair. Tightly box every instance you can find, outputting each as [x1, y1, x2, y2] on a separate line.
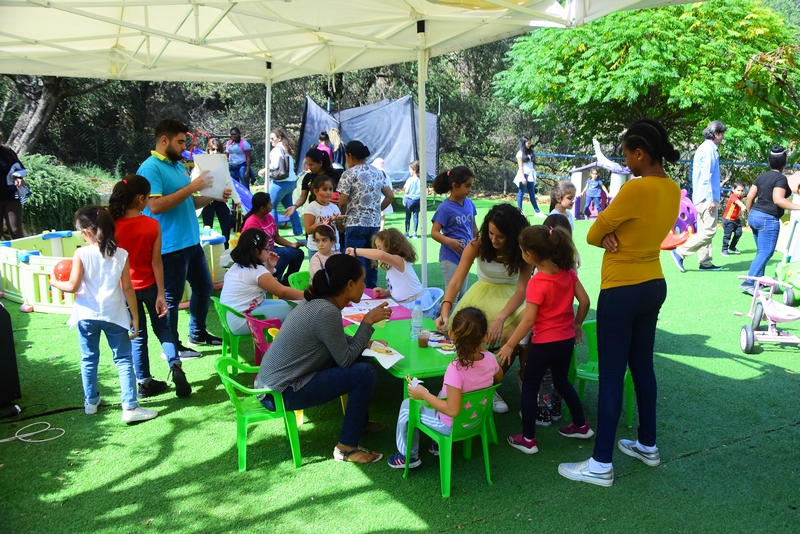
[435, 203, 531, 413]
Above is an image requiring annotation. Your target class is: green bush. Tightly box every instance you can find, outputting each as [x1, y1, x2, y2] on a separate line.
[19, 154, 100, 233]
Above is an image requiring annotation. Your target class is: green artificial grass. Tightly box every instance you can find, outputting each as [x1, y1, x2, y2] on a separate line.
[2, 198, 800, 533]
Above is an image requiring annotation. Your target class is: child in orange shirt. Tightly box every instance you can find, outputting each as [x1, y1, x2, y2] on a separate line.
[721, 180, 747, 256]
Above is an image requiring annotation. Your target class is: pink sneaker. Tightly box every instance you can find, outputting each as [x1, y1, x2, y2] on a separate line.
[507, 434, 538, 454]
[558, 422, 595, 439]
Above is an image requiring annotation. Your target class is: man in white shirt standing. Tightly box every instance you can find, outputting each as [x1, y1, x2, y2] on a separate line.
[672, 120, 727, 272]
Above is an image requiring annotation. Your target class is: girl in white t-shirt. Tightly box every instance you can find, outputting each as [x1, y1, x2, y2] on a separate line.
[50, 206, 157, 424]
[304, 175, 343, 259]
[345, 228, 434, 316]
[220, 228, 304, 335]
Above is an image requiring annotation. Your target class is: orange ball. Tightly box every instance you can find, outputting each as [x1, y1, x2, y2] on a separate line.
[53, 259, 73, 282]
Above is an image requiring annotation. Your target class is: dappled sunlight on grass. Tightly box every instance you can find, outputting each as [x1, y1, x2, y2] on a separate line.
[658, 352, 765, 380]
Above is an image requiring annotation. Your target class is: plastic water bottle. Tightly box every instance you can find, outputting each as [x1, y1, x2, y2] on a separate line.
[411, 300, 423, 339]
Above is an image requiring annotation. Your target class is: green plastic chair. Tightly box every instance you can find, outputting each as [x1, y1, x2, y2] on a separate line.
[569, 320, 635, 429]
[403, 383, 500, 498]
[215, 357, 301, 471]
[210, 296, 253, 375]
[288, 271, 310, 291]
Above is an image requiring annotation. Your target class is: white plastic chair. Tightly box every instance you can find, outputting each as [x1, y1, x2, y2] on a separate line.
[422, 287, 445, 319]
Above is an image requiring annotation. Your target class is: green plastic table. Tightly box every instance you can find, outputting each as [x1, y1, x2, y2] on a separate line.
[345, 318, 454, 386]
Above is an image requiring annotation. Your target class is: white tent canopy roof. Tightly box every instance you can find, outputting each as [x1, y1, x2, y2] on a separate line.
[1, 0, 700, 83]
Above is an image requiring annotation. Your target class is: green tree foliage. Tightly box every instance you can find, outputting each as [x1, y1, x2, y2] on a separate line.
[20, 154, 99, 233]
[494, 0, 796, 161]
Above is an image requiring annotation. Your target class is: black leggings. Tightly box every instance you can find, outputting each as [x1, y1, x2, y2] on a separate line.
[200, 201, 232, 249]
[521, 338, 585, 439]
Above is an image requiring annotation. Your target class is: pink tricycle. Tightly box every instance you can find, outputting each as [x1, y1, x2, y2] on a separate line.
[736, 276, 800, 354]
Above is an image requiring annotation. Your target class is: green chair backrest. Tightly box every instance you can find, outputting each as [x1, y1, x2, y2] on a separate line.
[582, 320, 598, 365]
[288, 271, 310, 291]
[449, 384, 501, 441]
[211, 296, 245, 337]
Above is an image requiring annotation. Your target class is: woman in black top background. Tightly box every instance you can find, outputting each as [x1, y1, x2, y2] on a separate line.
[741, 146, 800, 294]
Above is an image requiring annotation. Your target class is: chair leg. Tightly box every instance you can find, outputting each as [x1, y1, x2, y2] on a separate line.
[404, 407, 421, 480]
[487, 411, 498, 445]
[578, 379, 586, 402]
[440, 440, 452, 498]
[237, 418, 248, 472]
[340, 394, 348, 413]
[231, 337, 240, 363]
[284, 413, 302, 468]
[462, 436, 472, 460]
[481, 432, 493, 485]
[295, 410, 304, 427]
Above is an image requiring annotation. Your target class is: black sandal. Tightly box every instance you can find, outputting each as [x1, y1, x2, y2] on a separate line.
[333, 446, 384, 463]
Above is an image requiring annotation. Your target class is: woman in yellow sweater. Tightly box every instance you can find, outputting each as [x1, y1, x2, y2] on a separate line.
[558, 119, 681, 488]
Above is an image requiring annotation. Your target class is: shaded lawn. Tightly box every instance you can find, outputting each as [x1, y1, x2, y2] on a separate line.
[2, 198, 800, 533]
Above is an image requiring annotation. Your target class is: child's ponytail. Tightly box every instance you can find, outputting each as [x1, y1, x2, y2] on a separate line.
[450, 307, 488, 369]
[432, 166, 474, 195]
[108, 174, 151, 220]
[518, 225, 576, 271]
[75, 205, 118, 258]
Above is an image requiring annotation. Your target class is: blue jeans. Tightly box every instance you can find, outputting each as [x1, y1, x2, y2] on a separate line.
[517, 180, 541, 213]
[229, 163, 251, 189]
[273, 246, 304, 285]
[262, 360, 378, 447]
[746, 209, 781, 281]
[269, 179, 303, 235]
[131, 283, 180, 383]
[585, 194, 603, 216]
[77, 320, 138, 410]
[404, 197, 420, 234]
[161, 243, 213, 341]
[593, 279, 667, 464]
[345, 226, 379, 288]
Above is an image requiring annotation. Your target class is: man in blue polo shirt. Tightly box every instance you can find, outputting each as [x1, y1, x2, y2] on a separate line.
[138, 119, 231, 359]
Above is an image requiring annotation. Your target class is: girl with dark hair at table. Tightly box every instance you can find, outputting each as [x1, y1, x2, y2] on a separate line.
[220, 228, 303, 336]
[255, 253, 393, 464]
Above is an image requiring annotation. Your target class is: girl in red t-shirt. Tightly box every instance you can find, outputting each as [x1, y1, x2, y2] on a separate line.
[497, 225, 591, 454]
[109, 175, 192, 399]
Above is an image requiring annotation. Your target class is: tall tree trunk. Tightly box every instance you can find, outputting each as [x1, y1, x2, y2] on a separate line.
[4, 75, 109, 155]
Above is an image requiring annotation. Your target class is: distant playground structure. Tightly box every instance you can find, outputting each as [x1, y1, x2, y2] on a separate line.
[0, 229, 226, 314]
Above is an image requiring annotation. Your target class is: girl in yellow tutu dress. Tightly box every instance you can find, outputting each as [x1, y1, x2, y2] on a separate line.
[435, 203, 531, 413]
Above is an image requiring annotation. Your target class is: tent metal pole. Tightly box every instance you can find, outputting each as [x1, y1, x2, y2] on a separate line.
[265, 61, 273, 193]
[417, 22, 429, 286]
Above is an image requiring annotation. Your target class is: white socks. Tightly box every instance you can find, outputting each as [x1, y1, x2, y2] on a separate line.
[589, 457, 613, 472]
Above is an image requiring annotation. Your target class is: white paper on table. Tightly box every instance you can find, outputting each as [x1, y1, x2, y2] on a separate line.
[193, 154, 232, 201]
[347, 298, 399, 314]
[362, 341, 404, 369]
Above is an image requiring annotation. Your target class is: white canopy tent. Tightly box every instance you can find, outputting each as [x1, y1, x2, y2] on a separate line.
[0, 0, 702, 284]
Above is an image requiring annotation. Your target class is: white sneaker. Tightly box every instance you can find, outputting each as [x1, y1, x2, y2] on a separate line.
[85, 397, 100, 415]
[534, 211, 546, 218]
[493, 391, 509, 413]
[122, 407, 158, 423]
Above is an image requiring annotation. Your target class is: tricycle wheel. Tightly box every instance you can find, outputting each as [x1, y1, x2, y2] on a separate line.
[752, 302, 764, 331]
[741, 325, 755, 354]
[783, 287, 795, 307]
